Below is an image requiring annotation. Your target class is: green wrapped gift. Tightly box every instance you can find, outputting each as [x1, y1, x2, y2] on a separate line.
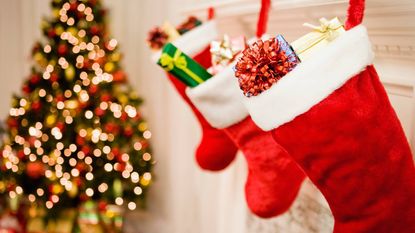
[158, 43, 212, 87]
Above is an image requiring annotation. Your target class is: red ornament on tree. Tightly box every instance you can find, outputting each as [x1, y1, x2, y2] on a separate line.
[77, 11, 85, 19]
[89, 0, 97, 6]
[90, 25, 100, 36]
[47, 28, 56, 38]
[79, 193, 88, 202]
[26, 162, 45, 179]
[57, 44, 68, 56]
[133, 113, 141, 121]
[99, 9, 107, 17]
[100, 93, 112, 102]
[105, 122, 119, 134]
[94, 107, 105, 117]
[76, 135, 85, 146]
[6, 117, 18, 129]
[120, 112, 128, 122]
[28, 137, 37, 147]
[140, 140, 149, 150]
[98, 200, 107, 212]
[56, 121, 65, 131]
[123, 126, 133, 137]
[50, 73, 59, 83]
[32, 42, 41, 54]
[83, 59, 91, 69]
[76, 162, 88, 173]
[69, 2, 78, 11]
[88, 85, 98, 95]
[112, 70, 126, 82]
[55, 94, 65, 102]
[31, 101, 42, 112]
[114, 161, 126, 171]
[17, 150, 25, 160]
[81, 146, 91, 156]
[22, 84, 31, 94]
[111, 147, 121, 158]
[29, 74, 41, 85]
[78, 101, 88, 109]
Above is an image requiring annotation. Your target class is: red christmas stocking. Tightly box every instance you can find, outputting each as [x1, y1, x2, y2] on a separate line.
[187, 65, 305, 218]
[162, 21, 238, 171]
[242, 1, 415, 231]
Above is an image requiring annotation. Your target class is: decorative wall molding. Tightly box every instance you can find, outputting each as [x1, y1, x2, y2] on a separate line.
[184, 0, 415, 61]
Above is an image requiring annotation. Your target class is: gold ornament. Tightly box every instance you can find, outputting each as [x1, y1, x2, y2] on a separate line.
[138, 122, 147, 132]
[52, 9, 60, 18]
[140, 178, 150, 186]
[55, 25, 64, 36]
[41, 20, 49, 30]
[0, 181, 5, 192]
[11, 98, 19, 107]
[111, 53, 121, 62]
[129, 91, 139, 100]
[65, 65, 75, 81]
[52, 184, 64, 194]
[117, 94, 128, 105]
[34, 52, 47, 67]
[104, 62, 115, 73]
[50, 59, 57, 66]
[21, 118, 29, 127]
[46, 114, 57, 127]
[67, 27, 78, 37]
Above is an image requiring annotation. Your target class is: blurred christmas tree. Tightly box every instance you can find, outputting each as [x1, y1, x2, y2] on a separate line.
[0, 0, 154, 218]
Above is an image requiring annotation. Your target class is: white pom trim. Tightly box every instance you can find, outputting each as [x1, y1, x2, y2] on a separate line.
[152, 21, 218, 62]
[186, 63, 248, 129]
[245, 25, 375, 131]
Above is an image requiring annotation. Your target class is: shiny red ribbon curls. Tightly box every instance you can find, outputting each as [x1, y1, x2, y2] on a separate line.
[235, 35, 300, 97]
[147, 27, 169, 50]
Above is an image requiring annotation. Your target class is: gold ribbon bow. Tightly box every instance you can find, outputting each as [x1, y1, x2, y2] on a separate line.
[303, 17, 343, 42]
[159, 50, 204, 84]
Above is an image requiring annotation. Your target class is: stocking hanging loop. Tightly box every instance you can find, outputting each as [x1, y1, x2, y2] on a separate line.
[345, 0, 365, 30]
[256, 0, 271, 38]
[207, 7, 215, 20]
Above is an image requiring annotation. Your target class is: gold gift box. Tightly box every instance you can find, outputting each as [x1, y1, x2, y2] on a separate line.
[291, 17, 345, 61]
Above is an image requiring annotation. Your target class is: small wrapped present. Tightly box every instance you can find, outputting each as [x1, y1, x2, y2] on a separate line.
[99, 204, 123, 233]
[235, 35, 301, 97]
[158, 43, 212, 87]
[77, 201, 104, 233]
[209, 35, 246, 75]
[0, 213, 23, 233]
[291, 17, 345, 61]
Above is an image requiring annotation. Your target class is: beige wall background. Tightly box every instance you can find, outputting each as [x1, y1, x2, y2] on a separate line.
[1, 0, 414, 233]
